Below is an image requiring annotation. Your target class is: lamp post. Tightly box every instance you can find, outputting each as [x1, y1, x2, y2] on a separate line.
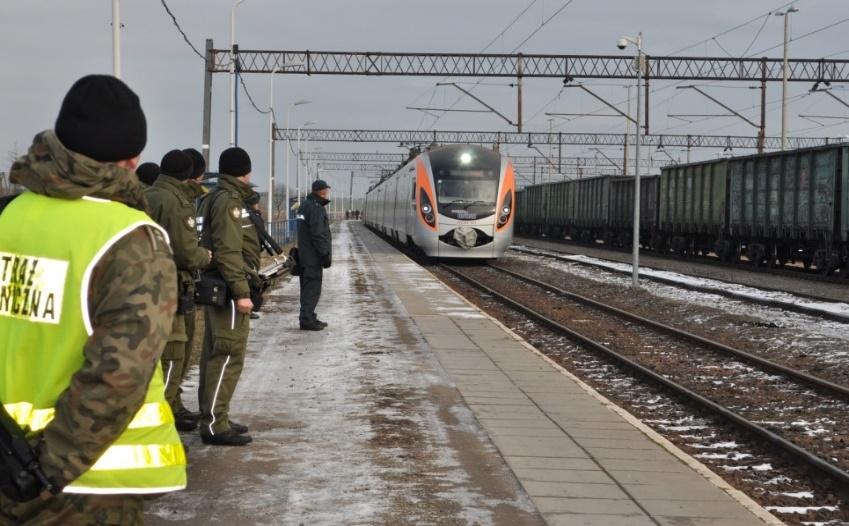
[230, 0, 247, 147]
[297, 121, 317, 205]
[112, 0, 121, 78]
[777, 6, 799, 151]
[266, 68, 280, 221]
[618, 32, 644, 288]
[286, 100, 311, 215]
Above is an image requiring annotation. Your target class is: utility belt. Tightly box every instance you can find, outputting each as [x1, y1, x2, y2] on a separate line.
[194, 270, 267, 312]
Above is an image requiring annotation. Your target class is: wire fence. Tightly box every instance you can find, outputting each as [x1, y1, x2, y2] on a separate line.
[267, 219, 297, 248]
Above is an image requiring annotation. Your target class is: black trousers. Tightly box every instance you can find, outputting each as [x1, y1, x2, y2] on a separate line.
[299, 265, 323, 323]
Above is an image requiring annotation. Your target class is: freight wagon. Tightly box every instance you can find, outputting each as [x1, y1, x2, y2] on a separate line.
[516, 143, 849, 275]
[516, 175, 659, 249]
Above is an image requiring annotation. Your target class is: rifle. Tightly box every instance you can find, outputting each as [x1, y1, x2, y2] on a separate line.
[245, 208, 284, 257]
[0, 403, 56, 502]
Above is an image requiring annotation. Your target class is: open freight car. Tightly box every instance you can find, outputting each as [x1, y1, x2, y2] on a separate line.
[516, 175, 659, 248]
[661, 144, 848, 273]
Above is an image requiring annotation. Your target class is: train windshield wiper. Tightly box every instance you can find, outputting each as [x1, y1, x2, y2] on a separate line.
[463, 200, 491, 209]
[446, 199, 473, 206]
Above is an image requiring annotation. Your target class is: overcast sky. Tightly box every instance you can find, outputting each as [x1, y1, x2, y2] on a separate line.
[3, 0, 848, 195]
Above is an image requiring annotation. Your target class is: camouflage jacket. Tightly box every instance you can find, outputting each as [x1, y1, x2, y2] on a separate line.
[145, 175, 210, 279]
[7, 130, 177, 489]
[198, 174, 260, 299]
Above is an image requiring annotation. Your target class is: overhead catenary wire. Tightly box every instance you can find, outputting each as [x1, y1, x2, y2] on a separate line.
[538, 0, 812, 131]
[409, 0, 538, 129]
[747, 15, 849, 57]
[665, 0, 803, 55]
[427, 0, 578, 129]
[238, 75, 271, 116]
[159, 0, 205, 60]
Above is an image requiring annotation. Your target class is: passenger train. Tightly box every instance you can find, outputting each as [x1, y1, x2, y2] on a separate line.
[364, 144, 515, 258]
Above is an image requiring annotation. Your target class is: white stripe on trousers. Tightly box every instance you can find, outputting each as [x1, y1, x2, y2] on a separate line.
[163, 360, 174, 391]
[208, 355, 231, 436]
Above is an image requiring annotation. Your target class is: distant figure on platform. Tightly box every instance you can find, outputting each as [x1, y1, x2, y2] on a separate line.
[297, 179, 332, 331]
[135, 161, 159, 187]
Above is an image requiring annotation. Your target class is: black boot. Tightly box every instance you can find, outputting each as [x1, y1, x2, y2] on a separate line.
[174, 408, 200, 432]
[201, 430, 253, 446]
[316, 319, 328, 328]
[299, 320, 325, 331]
[230, 421, 249, 434]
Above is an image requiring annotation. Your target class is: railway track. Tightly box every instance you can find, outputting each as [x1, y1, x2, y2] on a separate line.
[510, 245, 849, 324]
[439, 262, 849, 496]
[515, 234, 849, 284]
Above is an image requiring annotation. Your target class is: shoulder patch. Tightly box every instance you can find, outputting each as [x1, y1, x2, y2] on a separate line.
[185, 216, 197, 230]
[231, 206, 242, 220]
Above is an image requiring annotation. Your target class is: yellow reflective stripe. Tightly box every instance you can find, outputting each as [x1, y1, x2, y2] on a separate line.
[4, 402, 54, 432]
[89, 444, 186, 471]
[4, 402, 174, 432]
[127, 401, 174, 429]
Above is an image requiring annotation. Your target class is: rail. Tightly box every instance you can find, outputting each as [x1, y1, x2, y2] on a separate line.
[439, 263, 849, 493]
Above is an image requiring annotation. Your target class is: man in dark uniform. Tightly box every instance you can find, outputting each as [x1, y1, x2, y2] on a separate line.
[135, 161, 159, 187]
[145, 150, 211, 431]
[297, 179, 332, 331]
[197, 147, 261, 446]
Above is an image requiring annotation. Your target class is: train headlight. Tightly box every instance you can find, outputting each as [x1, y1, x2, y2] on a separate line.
[419, 190, 437, 227]
[497, 191, 513, 229]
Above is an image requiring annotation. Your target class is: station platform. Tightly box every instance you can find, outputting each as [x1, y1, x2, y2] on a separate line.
[147, 222, 778, 526]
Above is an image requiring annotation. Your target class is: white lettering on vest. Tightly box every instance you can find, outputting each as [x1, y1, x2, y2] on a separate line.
[0, 251, 67, 324]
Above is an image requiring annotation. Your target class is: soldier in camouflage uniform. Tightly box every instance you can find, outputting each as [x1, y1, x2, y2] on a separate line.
[0, 76, 182, 525]
[197, 147, 261, 446]
[145, 150, 211, 431]
[135, 162, 159, 187]
[178, 148, 208, 409]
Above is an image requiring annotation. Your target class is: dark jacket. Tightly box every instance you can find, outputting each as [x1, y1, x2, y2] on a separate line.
[297, 192, 331, 267]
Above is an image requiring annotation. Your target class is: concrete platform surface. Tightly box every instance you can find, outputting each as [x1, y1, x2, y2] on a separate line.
[146, 222, 777, 525]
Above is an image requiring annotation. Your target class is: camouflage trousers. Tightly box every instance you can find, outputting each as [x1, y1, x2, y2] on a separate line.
[0, 494, 143, 526]
[161, 311, 197, 414]
[198, 301, 250, 435]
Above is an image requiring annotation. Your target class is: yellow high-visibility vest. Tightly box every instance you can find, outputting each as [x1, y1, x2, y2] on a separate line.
[0, 191, 186, 494]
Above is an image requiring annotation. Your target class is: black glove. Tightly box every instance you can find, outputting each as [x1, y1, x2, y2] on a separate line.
[321, 254, 332, 269]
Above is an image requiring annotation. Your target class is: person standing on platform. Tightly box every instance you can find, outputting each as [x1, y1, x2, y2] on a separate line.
[145, 149, 211, 432]
[135, 161, 159, 187]
[297, 179, 332, 331]
[197, 147, 260, 446]
[0, 74, 185, 524]
[180, 147, 208, 393]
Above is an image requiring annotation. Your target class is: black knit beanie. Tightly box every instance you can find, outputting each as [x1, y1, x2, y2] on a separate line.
[160, 150, 194, 181]
[135, 162, 160, 186]
[182, 148, 206, 179]
[55, 75, 147, 162]
[219, 147, 251, 177]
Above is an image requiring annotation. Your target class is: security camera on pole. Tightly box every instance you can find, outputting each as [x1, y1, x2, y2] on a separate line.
[618, 32, 643, 288]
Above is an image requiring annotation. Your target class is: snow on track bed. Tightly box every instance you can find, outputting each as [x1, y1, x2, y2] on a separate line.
[512, 245, 849, 323]
[431, 264, 849, 526]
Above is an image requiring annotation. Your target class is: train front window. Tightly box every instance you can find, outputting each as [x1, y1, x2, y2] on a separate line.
[430, 147, 501, 220]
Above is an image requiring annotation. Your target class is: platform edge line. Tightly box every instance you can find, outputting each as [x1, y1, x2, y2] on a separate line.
[419, 263, 784, 526]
